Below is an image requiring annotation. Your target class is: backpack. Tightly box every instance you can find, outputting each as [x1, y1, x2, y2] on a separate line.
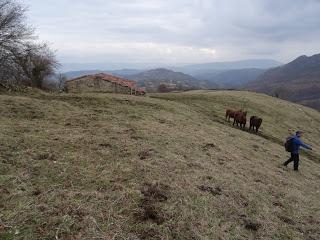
[284, 136, 294, 152]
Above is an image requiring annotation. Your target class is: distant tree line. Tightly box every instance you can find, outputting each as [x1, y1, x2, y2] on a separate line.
[0, 0, 59, 90]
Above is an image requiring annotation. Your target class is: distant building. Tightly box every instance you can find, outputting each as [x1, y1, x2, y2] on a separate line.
[65, 73, 146, 95]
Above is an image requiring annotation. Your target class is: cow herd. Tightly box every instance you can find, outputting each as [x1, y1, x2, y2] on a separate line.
[225, 109, 263, 133]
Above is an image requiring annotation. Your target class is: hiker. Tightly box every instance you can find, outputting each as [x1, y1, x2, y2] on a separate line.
[283, 131, 312, 171]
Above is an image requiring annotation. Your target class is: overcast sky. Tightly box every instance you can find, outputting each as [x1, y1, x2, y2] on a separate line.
[24, 0, 320, 70]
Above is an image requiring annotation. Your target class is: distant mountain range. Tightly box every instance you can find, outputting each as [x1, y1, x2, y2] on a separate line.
[63, 59, 282, 90]
[126, 68, 215, 92]
[246, 54, 320, 110]
[200, 68, 267, 88]
[62, 56, 320, 111]
[174, 59, 281, 89]
[173, 59, 282, 74]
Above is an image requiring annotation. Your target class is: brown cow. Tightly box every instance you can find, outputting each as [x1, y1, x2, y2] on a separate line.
[226, 109, 242, 122]
[249, 116, 263, 133]
[233, 111, 247, 129]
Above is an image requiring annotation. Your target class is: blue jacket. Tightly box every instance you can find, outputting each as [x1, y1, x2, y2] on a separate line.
[291, 136, 312, 154]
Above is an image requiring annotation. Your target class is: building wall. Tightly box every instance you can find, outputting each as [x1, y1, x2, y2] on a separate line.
[66, 76, 132, 94]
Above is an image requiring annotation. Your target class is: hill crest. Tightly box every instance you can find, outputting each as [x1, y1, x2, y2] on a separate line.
[127, 68, 213, 92]
[246, 53, 320, 110]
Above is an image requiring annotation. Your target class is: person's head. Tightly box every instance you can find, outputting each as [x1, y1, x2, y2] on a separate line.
[296, 131, 303, 138]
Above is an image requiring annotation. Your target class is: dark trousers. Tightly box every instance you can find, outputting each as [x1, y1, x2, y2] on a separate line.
[283, 153, 300, 171]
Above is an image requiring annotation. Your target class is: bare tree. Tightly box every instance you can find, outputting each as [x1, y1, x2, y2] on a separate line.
[0, 0, 31, 86]
[14, 43, 59, 88]
[0, 0, 33, 47]
[0, 0, 59, 89]
[31, 45, 59, 88]
[57, 73, 67, 91]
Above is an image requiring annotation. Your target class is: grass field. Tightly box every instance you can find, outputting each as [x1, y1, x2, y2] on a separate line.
[0, 90, 319, 239]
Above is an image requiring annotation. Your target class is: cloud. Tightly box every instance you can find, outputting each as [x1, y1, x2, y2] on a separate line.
[24, 0, 320, 68]
[56, 41, 217, 65]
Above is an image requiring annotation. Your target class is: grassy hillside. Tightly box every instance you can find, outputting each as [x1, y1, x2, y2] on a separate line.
[0, 90, 319, 240]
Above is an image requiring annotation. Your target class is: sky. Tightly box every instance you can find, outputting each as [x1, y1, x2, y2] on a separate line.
[24, 0, 320, 70]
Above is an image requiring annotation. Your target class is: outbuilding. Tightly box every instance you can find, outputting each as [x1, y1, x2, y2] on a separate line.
[65, 73, 145, 95]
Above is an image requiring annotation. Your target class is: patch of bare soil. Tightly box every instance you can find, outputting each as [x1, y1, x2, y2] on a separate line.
[99, 143, 112, 148]
[202, 143, 221, 156]
[0, 186, 10, 195]
[136, 183, 170, 225]
[202, 143, 217, 151]
[36, 152, 56, 161]
[272, 201, 283, 207]
[138, 149, 155, 160]
[139, 228, 162, 240]
[123, 128, 142, 140]
[32, 189, 42, 196]
[242, 218, 261, 231]
[197, 185, 222, 196]
[277, 215, 295, 225]
[158, 119, 166, 124]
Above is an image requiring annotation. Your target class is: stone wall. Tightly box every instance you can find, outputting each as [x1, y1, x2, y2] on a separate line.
[66, 76, 131, 94]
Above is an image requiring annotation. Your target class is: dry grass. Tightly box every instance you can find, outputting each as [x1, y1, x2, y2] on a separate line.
[0, 90, 319, 239]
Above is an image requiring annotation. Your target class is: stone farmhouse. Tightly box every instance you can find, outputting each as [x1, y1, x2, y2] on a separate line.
[65, 73, 146, 95]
